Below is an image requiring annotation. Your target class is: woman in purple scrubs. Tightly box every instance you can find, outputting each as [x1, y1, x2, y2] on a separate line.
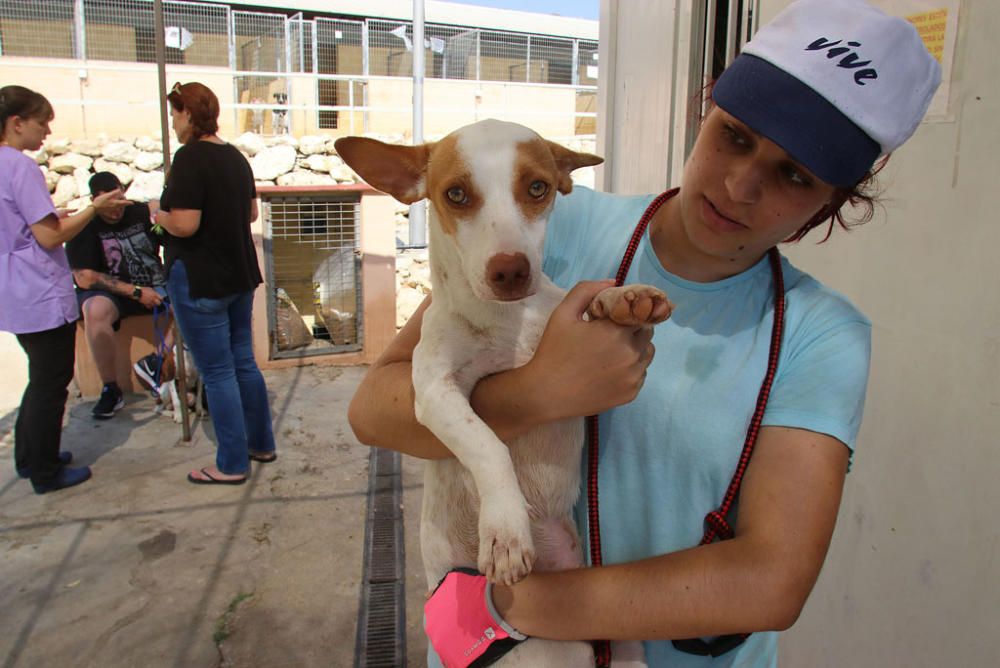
[0, 85, 127, 494]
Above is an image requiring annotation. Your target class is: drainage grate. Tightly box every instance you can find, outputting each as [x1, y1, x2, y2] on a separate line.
[355, 448, 406, 667]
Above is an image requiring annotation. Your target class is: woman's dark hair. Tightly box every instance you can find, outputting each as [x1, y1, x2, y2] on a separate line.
[784, 156, 888, 243]
[694, 82, 886, 243]
[0, 85, 54, 139]
[167, 82, 219, 140]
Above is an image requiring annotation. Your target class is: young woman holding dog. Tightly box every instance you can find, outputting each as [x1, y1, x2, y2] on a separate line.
[349, 1, 940, 665]
[155, 82, 277, 485]
[1, 85, 129, 494]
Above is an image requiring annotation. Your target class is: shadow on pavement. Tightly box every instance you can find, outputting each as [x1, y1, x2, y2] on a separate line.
[0, 364, 426, 668]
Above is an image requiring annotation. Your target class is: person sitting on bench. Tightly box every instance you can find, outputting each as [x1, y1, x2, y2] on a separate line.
[66, 171, 172, 419]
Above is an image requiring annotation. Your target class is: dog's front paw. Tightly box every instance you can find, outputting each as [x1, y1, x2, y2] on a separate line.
[478, 501, 535, 586]
[587, 285, 673, 326]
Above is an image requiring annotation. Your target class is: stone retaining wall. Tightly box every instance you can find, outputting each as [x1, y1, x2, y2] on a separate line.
[26, 131, 596, 329]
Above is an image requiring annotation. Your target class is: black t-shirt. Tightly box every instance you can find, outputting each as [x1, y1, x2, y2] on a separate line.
[159, 141, 262, 298]
[65, 202, 165, 288]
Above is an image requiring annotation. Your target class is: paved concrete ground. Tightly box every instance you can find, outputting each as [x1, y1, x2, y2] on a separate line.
[0, 364, 429, 668]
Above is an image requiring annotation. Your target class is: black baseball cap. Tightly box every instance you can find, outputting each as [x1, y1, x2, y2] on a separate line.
[88, 171, 123, 196]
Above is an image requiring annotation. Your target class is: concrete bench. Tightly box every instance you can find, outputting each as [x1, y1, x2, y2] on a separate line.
[73, 315, 163, 398]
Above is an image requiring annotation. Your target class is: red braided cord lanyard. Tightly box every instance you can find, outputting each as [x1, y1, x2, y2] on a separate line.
[586, 189, 786, 665]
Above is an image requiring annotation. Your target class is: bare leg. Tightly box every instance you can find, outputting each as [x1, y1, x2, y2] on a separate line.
[82, 296, 121, 385]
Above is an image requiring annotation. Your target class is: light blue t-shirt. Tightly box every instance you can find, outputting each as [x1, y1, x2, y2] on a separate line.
[426, 186, 871, 668]
[545, 186, 871, 667]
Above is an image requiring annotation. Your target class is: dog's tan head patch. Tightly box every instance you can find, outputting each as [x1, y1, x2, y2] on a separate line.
[424, 133, 481, 237]
[511, 140, 563, 223]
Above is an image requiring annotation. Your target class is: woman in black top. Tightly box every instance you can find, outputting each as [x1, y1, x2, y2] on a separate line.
[156, 82, 276, 484]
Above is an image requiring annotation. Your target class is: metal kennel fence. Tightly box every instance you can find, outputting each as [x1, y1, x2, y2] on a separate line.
[0, 0, 598, 137]
[261, 189, 363, 360]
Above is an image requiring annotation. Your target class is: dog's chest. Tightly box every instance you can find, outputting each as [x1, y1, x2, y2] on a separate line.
[474, 313, 546, 369]
[417, 214, 565, 376]
[420, 297, 554, 384]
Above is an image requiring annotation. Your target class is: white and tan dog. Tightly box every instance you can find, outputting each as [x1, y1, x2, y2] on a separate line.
[147, 346, 200, 423]
[337, 120, 669, 666]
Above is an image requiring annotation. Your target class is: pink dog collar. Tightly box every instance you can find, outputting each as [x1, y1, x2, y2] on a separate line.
[425, 568, 527, 668]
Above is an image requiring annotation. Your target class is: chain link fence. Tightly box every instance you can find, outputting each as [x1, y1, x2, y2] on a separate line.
[0, 0, 78, 59]
[0, 0, 231, 64]
[0, 0, 597, 139]
[0, 0, 599, 362]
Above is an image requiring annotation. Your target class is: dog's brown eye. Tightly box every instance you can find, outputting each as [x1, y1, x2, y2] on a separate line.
[528, 181, 548, 198]
[446, 187, 467, 204]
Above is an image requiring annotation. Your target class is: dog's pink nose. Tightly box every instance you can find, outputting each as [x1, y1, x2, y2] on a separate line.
[485, 253, 531, 300]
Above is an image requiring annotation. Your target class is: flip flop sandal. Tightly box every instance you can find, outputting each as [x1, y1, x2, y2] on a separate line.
[248, 452, 278, 463]
[187, 467, 247, 485]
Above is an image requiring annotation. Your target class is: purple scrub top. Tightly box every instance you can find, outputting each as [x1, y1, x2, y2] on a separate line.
[0, 146, 79, 334]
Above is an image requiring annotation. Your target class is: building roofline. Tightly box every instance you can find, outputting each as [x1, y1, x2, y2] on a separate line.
[233, 0, 599, 40]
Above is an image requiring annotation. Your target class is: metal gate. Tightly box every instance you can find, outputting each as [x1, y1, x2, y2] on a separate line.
[262, 191, 363, 359]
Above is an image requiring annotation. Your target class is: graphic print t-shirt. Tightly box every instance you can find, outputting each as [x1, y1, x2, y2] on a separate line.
[65, 202, 165, 288]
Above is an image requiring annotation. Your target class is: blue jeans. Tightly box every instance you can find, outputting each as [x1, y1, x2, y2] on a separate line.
[166, 260, 275, 475]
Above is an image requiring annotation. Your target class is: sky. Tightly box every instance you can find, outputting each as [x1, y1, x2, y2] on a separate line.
[443, 0, 599, 20]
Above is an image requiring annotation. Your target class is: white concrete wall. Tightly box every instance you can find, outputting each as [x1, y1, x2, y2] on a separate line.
[0, 333, 28, 415]
[599, 1, 998, 665]
[597, 1, 678, 194]
[596, 0, 706, 194]
[0, 59, 584, 140]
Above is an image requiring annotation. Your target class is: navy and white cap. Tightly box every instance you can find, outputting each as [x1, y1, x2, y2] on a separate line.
[712, 0, 942, 187]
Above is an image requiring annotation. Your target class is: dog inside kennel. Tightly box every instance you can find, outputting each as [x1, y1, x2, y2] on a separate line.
[262, 191, 363, 358]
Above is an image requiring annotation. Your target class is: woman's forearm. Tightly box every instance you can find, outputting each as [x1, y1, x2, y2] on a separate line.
[348, 294, 548, 460]
[31, 206, 96, 249]
[348, 281, 655, 460]
[347, 359, 548, 460]
[493, 428, 849, 641]
[155, 209, 200, 237]
[348, 359, 451, 459]
[493, 538, 800, 642]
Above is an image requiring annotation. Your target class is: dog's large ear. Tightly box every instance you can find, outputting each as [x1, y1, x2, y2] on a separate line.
[334, 137, 433, 204]
[545, 141, 603, 194]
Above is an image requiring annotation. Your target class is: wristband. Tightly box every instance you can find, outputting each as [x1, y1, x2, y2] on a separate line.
[485, 582, 527, 642]
[132, 285, 142, 299]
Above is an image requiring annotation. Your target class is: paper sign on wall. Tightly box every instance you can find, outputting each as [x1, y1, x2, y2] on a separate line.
[907, 8, 948, 62]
